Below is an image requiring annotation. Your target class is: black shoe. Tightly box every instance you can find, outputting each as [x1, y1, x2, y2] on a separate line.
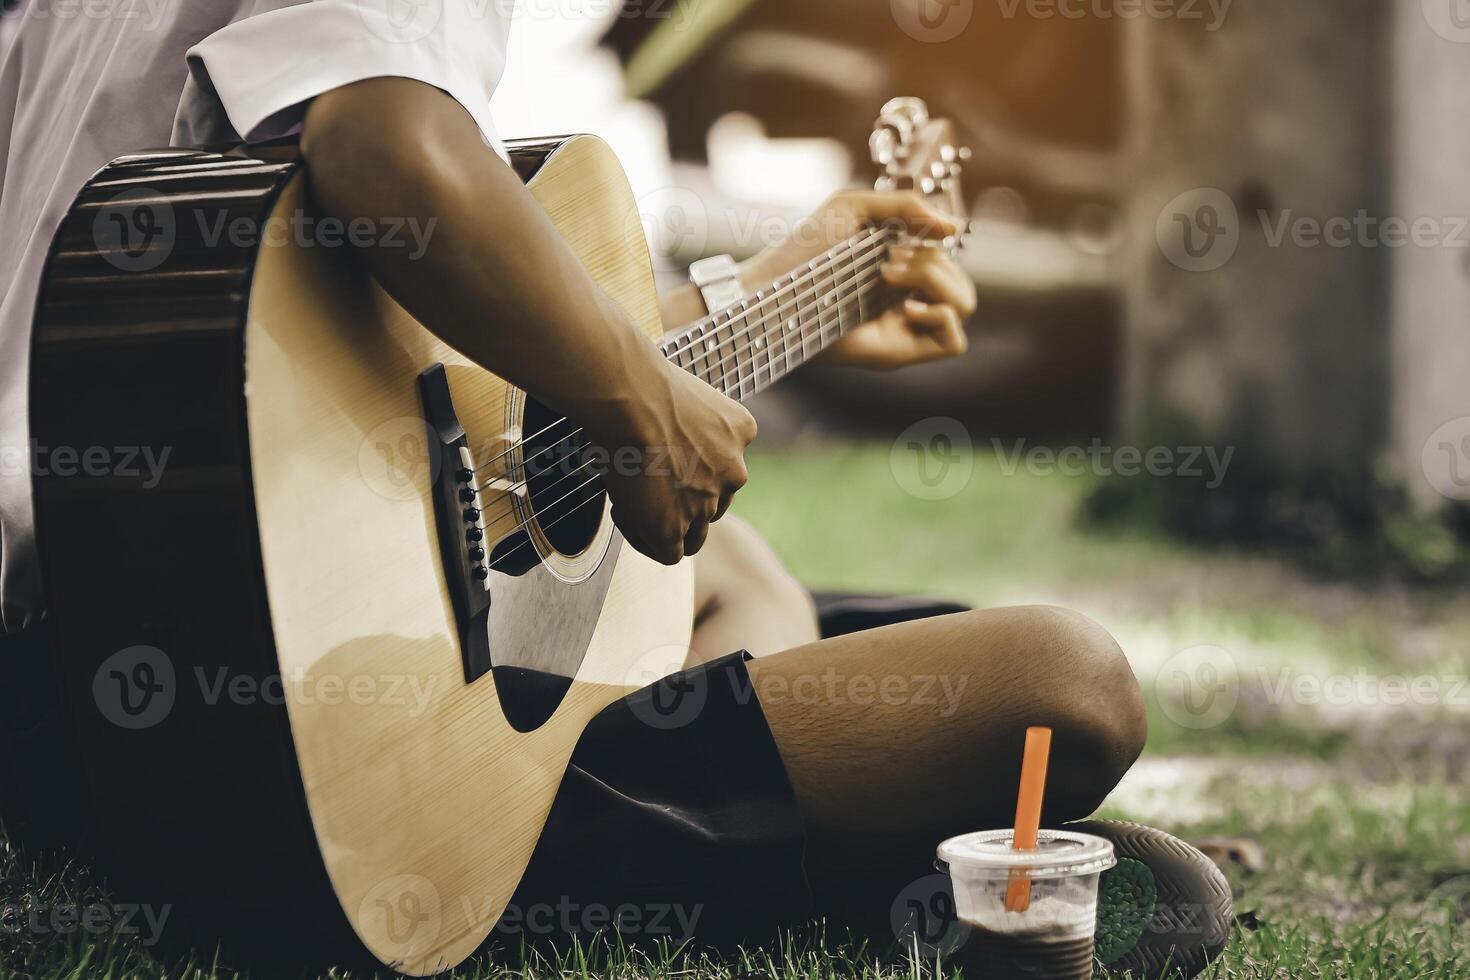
[1069, 820, 1233, 979]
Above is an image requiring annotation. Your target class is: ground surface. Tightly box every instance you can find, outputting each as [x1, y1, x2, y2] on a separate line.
[3, 445, 1468, 978]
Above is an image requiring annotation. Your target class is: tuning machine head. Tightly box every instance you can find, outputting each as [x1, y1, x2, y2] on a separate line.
[868, 96, 972, 231]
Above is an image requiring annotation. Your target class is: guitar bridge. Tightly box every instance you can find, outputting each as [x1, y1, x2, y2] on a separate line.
[418, 363, 492, 683]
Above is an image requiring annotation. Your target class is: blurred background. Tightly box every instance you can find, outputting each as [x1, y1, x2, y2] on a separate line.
[490, 1, 1470, 971]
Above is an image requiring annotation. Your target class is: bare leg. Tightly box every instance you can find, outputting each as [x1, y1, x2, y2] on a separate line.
[689, 515, 820, 664]
[690, 519, 1146, 891]
[746, 606, 1147, 888]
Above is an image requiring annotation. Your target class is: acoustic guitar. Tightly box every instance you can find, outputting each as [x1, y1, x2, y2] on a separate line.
[29, 97, 968, 973]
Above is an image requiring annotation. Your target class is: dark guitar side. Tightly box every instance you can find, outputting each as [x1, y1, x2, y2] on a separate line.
[28, 139, 567, 967]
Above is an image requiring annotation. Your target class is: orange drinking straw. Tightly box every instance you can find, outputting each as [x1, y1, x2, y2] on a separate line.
[1005, 726, 1053, 912]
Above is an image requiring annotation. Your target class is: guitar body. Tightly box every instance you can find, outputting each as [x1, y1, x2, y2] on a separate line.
[31, 136, 695, 973]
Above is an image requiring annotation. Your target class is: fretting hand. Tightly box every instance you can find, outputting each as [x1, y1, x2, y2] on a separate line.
[751, 190, 976, 371]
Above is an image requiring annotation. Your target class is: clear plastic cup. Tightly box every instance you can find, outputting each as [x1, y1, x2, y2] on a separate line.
[937, 829, 1116, 980]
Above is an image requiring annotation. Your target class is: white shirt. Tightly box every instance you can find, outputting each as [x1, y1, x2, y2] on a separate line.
[0, 0, 513, 634]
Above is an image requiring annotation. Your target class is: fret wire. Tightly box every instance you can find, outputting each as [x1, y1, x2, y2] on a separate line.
[662, 228, 885, 358]
[739, 298, 754, 399]
[815, 242, 853, 353]
[801, 261, 820, 365]
[726, 310, 740, 393]
[694, 322, 709, 385]
[729, 246, 886, 393]
[708, 319, 722, 387]
[748, 292, 763, 391]
[714, 316, 733, 392]
[762, 276, 884, 394]
[728, 303, 743, 398]
[679, 248, 883, 395]
[803, 254, 845, 371]
[681, 252, 886, 401]
[742, 260, 887, 393]
[704, 316, 720, 393]
[685, 262, 882, 408]
[819, 238, 854, 350]
[715, 316, 732, 394]
[813, 255, 848, 360]
[797, 259, 818, 368]
[755, 290, 774, 392]
[780, 271, 795, 381]
[663, 233, 892, 393]
[662, 227, 886, 382]
[728, 310, 744, 397]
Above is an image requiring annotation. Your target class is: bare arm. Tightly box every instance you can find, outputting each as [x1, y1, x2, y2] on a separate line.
[300, 77, 755, 563]
[301, 77, 664, 429]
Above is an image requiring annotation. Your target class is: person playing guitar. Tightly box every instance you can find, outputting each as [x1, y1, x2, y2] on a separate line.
[0, 2, 1229, 976]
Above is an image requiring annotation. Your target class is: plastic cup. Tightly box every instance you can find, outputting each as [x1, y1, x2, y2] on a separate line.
[937, 829, 1116, 980]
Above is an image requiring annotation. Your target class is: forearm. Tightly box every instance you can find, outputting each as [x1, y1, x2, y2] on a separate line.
[300, 77, 668, 430]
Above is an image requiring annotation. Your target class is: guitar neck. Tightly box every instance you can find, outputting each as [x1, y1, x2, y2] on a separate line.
[658, 227, 895, 401]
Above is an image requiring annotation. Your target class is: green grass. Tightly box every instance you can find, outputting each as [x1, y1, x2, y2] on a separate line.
[4, 444, 1468, 978]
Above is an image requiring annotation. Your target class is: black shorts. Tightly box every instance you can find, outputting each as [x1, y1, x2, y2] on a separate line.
[501, 594, 971, 949]
[502, 652, 812, 947]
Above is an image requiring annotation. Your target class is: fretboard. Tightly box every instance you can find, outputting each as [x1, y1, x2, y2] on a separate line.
[658, 227, 895, 401]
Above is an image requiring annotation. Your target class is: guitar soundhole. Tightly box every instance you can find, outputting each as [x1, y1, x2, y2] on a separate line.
[521, 397, 606, 558]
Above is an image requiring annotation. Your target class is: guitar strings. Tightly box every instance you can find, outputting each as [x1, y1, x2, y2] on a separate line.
[468, 266, 891, 546]
[482, 274, 894, 576]
[466, 227, 892, 481]
[464, 240, 891, 513]
[467, 248, 891, 525]
[473, 274, 892, 569]
[465, 245, 891, 519]
[465, 234, 892, 503]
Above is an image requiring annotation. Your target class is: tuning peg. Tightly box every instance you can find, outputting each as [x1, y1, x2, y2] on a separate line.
[870, 128, 898, 167]
[879, 96, 930, 129]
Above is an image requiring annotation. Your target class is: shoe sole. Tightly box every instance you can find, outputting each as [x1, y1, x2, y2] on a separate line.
[1071, 820, 1233, 979]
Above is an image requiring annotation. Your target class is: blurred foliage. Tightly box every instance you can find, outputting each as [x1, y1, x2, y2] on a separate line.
[1083, 455, 1470, 585]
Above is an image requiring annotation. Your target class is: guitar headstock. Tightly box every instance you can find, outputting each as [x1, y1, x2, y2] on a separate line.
[869, 97, 970, 250]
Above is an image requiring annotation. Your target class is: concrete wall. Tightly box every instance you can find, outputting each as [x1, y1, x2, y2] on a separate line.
[1120, 0, 1390, 481]
[1390, 0, 1470, 509]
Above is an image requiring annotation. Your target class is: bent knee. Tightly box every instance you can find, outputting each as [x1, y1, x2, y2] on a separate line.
[981, 606, 1146, 811]
[1036, 606, 1146, 810]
